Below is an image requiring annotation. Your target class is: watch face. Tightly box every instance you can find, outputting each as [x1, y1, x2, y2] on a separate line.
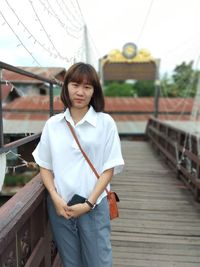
[122, 42, 137, 59]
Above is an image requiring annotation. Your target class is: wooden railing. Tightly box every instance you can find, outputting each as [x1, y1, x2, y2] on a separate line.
[0, 174, 62, 267]
[146, 117, 200, 201]
[0, 61, 63, 266]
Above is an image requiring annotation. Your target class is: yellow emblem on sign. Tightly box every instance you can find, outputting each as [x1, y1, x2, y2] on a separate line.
[122, 43, 137, 59]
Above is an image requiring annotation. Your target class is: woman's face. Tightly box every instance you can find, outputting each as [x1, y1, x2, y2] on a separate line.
[68, 80, 94, 110]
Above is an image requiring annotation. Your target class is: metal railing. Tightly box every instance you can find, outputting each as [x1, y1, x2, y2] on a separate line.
[0, 61, 63, 266]
[146, 117, 200, 201]
[0, 61, 59, 151]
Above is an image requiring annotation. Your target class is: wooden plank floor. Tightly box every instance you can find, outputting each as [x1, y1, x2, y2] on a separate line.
[111, 141, 200, 267]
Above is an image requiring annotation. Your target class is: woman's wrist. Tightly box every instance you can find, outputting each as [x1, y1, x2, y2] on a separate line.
[49, 188, 59, 200]
[85, 199, 96, 210]
[83, 202, 92, 212]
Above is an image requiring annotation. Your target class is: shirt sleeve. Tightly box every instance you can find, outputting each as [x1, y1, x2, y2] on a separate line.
[32, 121, 53, 170]
[102, 122, 124, 175]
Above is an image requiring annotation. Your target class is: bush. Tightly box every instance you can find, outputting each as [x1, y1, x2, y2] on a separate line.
[104, 82, 135, 97]
[4, 172, 38, 186]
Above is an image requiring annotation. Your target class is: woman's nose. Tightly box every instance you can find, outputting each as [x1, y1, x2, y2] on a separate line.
[76, 85, 84, 95]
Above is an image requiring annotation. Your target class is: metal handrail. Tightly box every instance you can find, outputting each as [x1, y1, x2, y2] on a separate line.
[0, 61, 60, 84]
[0, 61, 62, 152]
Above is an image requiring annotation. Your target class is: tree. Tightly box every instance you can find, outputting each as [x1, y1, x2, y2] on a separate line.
[161, 61, 199, 97]
[104, 82, 136, 97]
[160, 73, 175, 97]
[133, 80, 155, 97]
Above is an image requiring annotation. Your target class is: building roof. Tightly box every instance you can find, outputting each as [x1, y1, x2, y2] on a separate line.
[1, 84, 13, 100]
[3, 96, 193, 122]
[2, 96, 197, 135]
[2, 67, 66, 84]
[105, 97, 193, 112]
[1, 84, 21, 103]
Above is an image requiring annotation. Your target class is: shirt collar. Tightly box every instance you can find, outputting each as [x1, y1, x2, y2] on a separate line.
[61, 106, 97, 127]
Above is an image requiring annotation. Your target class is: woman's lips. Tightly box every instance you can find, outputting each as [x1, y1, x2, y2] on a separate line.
[74, 98, 84, 102]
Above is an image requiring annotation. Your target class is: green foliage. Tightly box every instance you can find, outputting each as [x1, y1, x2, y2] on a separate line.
[4, 172, 38, 186]
[161, 61, 199, 97]
[133, 80, 155, 97]
[160, 73, 175, 97]
[104, 82, 135, 97]
[104, 80, 155, 97]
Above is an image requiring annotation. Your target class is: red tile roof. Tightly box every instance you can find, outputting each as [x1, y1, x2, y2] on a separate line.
[2, 67, 66, 83]
[3, 96, 193, 121]
[1, 84, 13, 100]
[105, 97, 193, 112]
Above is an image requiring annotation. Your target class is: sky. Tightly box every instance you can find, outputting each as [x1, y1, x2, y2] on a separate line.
[0, 0, 200, 75]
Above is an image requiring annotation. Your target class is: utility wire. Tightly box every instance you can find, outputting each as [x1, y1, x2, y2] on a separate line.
[137, 0, 154, 45]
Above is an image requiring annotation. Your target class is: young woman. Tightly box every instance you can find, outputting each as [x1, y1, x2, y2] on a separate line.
[32, 62, 124, 267]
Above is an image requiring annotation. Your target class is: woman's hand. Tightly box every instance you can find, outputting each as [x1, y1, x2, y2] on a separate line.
[51, 193, 70, 219]
[66, 203, 91, 218]
[51, 193, 91, 219]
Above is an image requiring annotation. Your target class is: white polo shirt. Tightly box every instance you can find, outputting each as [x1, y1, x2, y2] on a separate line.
[32, 106, 124, 204]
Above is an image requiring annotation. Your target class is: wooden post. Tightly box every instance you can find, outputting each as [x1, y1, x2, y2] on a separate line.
[154, 59, 161, 118]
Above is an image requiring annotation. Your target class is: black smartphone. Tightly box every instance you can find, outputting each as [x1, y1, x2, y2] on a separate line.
[67, 194, 86, 206]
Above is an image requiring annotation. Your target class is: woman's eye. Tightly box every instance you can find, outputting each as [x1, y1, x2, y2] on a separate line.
[85, 86, 92, 89]
[72, 83, 78, 87]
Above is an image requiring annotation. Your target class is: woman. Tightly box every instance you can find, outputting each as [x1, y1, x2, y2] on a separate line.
[32, 62, 124, 267]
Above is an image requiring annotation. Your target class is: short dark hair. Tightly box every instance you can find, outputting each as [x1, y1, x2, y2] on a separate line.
[61, 62, 105, 112]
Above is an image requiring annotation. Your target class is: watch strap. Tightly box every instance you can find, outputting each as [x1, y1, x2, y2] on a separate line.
[85, 199, 95, 209]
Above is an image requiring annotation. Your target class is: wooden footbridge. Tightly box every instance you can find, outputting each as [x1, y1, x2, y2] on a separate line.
[0, 62, 200, 266]
[112, 140, 200, 267]
[1, 118, 200, 266]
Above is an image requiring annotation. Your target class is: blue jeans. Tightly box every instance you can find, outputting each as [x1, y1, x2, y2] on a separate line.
[47, 195, 112, 267]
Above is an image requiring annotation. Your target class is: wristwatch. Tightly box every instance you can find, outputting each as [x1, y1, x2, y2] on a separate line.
[85, 199, 96, 210]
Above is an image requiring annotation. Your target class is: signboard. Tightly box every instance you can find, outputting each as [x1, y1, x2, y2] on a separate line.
[100, 43, 159, 81]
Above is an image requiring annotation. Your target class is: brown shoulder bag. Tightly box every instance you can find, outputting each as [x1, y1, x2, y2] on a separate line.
[65, 119, 120, 220]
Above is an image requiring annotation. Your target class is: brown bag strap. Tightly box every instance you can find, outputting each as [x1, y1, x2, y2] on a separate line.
[65, 118, 109, 194]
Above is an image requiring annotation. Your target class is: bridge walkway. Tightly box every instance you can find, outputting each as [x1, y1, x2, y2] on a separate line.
[111, 141, 200, 267]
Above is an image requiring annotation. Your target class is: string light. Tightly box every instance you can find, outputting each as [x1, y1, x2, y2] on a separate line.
[3, 0, 82, 64]
[0, 10, 41, 66]
[40, 0, 82, 35]
[29, 0, 72, 62]
[39, 0, 80, 38]
[29, 0, 60, 56]
[1, 0, 98, 74]
[59, 0, 83, 27]
[67, 0, 83, 24]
